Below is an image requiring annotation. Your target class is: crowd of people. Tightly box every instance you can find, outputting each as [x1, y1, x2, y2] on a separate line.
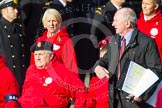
[0, 0, 162, 108]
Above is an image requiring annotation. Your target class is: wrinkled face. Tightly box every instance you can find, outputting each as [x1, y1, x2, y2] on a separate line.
[112, 11, 127, 36]
[34, 50, 53, 69]
[4, 6, 18, 22]
[43, 14, 60, 34]
[142, 0, 158, 17]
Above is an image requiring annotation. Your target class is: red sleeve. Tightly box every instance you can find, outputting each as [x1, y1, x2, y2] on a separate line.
[19, 66, 46, 107]
[19, 67, 33, 107]
[0, 67, 20, 108]
[62, 37, 78, 74]
[88, 76, 109, 107]
[58, 67, 86, 107]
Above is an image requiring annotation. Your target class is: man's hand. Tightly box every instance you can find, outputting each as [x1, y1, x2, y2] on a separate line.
[128, 94, 142, 103]
[94, 65, 109, 79]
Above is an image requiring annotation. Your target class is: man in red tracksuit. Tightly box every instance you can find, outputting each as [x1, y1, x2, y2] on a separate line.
[136, 0, 162, 64]
[19, 41, 89, 108]
[0, 55, 20, 108]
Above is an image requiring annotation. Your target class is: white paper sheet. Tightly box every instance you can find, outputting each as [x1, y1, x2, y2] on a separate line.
[122, 61, 159, 97]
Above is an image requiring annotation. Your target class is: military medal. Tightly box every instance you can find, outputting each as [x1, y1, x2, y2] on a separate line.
[57, 36, 62, 43]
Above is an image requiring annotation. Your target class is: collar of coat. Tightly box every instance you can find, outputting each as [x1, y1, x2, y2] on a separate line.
[114, 28, 138, 50]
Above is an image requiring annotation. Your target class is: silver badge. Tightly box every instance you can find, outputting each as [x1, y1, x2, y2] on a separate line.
[150, 28, 158, 38]
[45, 77, 53, 85]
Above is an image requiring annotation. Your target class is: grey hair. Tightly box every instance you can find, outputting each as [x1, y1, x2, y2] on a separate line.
[118, 7, 137, 28]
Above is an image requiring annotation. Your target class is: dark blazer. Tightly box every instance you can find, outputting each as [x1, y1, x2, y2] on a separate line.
[50, 0, 76, 37]
[18, 0, 52, 67]
[0, 17, 26, 90]
[97, 28, 162, 108]
[90, 1, 117, 47]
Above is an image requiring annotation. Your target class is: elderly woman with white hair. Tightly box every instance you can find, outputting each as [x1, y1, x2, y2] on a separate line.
[30, 8, 78, 75]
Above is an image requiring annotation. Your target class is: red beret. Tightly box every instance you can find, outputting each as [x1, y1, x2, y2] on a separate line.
[98, 36, 110, 50]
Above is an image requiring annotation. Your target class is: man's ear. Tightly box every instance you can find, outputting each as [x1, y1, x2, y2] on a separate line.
[50, 53, 54, 60]
[126, 20, 131, 28]
[155, 4, 159, 10]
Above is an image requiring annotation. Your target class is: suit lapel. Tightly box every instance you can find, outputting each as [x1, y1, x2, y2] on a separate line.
[108, 35, 120, 74]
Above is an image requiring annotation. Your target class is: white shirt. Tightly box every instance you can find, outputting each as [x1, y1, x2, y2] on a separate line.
[144, 14, 156, 21]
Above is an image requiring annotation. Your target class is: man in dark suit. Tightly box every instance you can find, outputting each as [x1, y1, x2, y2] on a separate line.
[90, 0, 126, 47]
[18, 0, 52, 67]
[0, 0, 26, 91]
[94, 7, 162, 108]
